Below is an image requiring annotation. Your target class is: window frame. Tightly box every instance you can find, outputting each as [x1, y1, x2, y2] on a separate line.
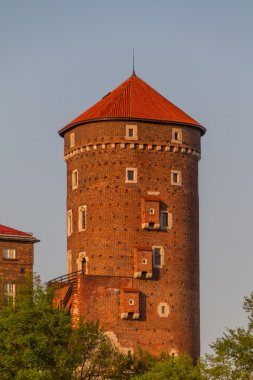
[125, 168, 137, 183]
[171, 128, 182, 144]
[152, 246, 164, 269]
[72, 169, 78, 190]
[4, 283, 16, 305]
[3, 248, 16, 259]
[171, 170, 182, 186]
[78, 205, 87, 232]
[67, 210, 73, 237]
[70, 132, 75, 148]
[125, 124, 138, 141]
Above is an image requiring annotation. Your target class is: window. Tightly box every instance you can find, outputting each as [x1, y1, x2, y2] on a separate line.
[142, 258, 147, 265]
[72, 169, 78, 190]
[4, 283, 16, 305]
[67, 210, 73, 236]
[78, 205, 87, 232]
[67, 250, 72, 273]
[3, 249, 16, 259]
[172, 128, 182, 143]
[171, 170, 182, 186]
[152, 246, 164, 268]
[125, 168, 137, 183]
[125, 124, 138, 140]
[158, 302, 169, 317]
[70, 132, 75, 148]
[161, 211, 168, 228]
[150, 208, 155, 215]
[129, 299, 134, 306]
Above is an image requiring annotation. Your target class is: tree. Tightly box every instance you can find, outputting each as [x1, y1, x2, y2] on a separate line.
[132, 354, 203, 380]
[0, 275, 150, 380]
[0, 275, 75, 380]
[203, 292, 253, 380]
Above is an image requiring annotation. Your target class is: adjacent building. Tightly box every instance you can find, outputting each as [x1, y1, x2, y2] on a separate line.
[0, 224, 39, 305]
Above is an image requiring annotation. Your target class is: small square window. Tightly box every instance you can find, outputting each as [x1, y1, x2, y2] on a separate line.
[129, 299, 134, 306]
[125, 125, 138, 140]
[70, 132, 75, 148]
[4, 249, 16, 259]
[142, 258, 147, 265]
[171, 170, 182, 186]
[150, 208, 155, 215]
[125, 168, 137, 183]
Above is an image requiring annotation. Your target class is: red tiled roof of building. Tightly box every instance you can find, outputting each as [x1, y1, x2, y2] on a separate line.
[0, 224, 32, 237]
[59, 74, 205, 136]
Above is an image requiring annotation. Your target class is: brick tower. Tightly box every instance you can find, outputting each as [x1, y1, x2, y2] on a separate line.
[57, 73, 206, 359]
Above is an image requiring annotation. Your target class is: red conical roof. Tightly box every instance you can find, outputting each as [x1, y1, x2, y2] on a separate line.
[59, 74, 205, 136]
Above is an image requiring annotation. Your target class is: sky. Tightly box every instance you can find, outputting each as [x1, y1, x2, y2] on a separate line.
[1, 0, 253, 356]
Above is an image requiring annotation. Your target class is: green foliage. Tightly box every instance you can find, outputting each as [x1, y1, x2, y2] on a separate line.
[132, 354, 203, 380]
[203, 292, 253, 380]
[0, 275, 74, 380]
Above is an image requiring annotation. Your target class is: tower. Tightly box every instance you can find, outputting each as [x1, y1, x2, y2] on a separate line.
[58, 73, 205, 359]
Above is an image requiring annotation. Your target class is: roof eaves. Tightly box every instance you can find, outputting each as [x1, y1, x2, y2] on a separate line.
[58, 117, 206, 137]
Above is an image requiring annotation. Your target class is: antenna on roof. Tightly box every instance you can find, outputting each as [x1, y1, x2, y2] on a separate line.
[132, 48, 136, 76]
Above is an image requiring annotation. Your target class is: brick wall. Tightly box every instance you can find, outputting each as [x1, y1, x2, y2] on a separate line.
[62, 119, 202, 360]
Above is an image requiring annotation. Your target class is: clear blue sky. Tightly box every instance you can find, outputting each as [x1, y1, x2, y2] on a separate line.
[1, 0, 253, 356]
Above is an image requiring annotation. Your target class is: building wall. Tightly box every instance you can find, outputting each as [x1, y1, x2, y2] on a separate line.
[0, 240, 34, 282]
[0, 239, 35, 305]
[63, 120, 201, 360]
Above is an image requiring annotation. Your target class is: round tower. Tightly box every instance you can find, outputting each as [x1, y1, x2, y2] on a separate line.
[59, 73, 206, 359]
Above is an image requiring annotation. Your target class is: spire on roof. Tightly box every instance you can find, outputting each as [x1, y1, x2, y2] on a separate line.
[132, 48, 136, 76]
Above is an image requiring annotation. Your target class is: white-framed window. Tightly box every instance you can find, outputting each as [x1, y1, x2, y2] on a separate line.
[67, 250, 72, 273]
[158, 302, 169, 317]
[152, 246, 164, 268]
[125, 168, 137, 183]
[67, 210, 73, 237]
[78, 205, 87, 232]
[125, 124, 138, 140]
[172, 128, 182, 144]
[4, 283, 16, 305]
[171, 170, 182, 186]
[129, 299, 134, 306]
[150, 208, 155, 215]
[142, 258, 147, 265]
[72, 169, 78, 190]
[3, 249, 16, 259]
[70, 132, 75, 148]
